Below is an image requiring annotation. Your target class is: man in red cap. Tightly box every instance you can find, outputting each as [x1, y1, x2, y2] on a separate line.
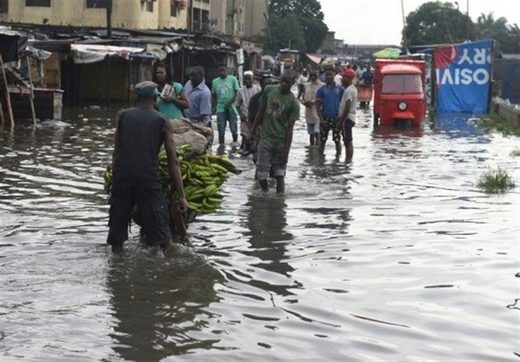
[338, 69, 358, 162]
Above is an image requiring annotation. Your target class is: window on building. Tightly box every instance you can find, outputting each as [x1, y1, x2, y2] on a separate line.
[0, 0, 8, 14]
[141, 0, 154, 13]
[201, 10, 209, 31]
[86, 0, 108, 8]
[171, 0, 179, 17]
[25, 0, 51, 6]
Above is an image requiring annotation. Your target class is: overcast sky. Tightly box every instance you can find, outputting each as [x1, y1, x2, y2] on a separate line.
[320, 0, 520, 45]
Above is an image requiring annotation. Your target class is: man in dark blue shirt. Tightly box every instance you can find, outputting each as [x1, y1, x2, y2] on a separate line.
[316, 69, 344, 155]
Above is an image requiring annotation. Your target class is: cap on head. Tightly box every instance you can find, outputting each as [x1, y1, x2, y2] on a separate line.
[341, 69, 357, 79]
[134, 81, 159, 98]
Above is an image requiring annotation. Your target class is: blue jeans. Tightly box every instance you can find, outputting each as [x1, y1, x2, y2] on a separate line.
[217, 110, 238, 137]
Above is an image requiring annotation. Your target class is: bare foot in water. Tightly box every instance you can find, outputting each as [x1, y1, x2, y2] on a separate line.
[162, 240, 174, 257]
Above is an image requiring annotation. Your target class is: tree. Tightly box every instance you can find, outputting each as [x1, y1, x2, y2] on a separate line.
[266, 0, 328, 52]
[404, 1, 476, 45]
[266, 14, 305, 53]
[476, 13, 520, 53]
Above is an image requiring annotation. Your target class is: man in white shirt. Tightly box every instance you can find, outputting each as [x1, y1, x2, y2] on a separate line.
[334, 66, 343, 87]
[301, 70, 324, 146]
[236, 71, 261, 152]
[338, 69, 357, 162]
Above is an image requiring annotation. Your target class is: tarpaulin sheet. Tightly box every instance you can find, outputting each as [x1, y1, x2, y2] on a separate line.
[71, 44, 146, 64]
[0, 33, 28, 62]
[305, 53, 322, 65]
[434, 40, 493, 114]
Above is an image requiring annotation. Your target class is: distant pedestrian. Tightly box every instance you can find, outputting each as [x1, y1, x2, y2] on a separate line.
[316, 69, 344, 156]
[301, 70, 323, 146]
[212, 66, 240, 145]
[236, 71, 261, 153]
[108, 81, 187, 254]
[338, 69, 358, 162]
[334, 68, 343, 87]
[184, 66, 212, 127]
[154, 63, 189, 119]
[247, 70, 300, 193]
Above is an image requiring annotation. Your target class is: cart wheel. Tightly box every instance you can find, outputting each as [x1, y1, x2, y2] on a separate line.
[373, 112, 379, 126]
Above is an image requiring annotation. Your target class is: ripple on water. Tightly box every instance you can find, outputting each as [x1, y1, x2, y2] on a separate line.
[0, 109, 519, 360]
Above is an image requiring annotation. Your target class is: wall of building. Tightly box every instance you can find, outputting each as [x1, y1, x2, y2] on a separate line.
[225, 0, 245, 36]
[0, 0, 187, 30]
[321, 31, 336, 54]
[244, 0, 267, 39]
[209, 0, 226, 34]
[158, 0, 187, 29]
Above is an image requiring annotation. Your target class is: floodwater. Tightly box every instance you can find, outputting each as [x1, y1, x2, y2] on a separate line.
[0, 106, 519, 361]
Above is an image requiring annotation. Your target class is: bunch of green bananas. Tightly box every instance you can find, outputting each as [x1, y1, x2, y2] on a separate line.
[103, 144, 241, 217]
[158, 145, 242, 214]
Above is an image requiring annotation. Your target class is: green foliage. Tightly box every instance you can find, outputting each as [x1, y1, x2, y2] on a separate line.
[404, 2, 520, 52]
[476, 13, 520, 53]
[404, 1, 476, 45]
[299, 16, 329, 52]
[266, 0, 328, 52]
[476, 168, 515, 193]
[266, 14, 305, 53]
[477, 113, 520, 137]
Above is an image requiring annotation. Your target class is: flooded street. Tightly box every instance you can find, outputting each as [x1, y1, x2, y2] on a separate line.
[1, 107, 519, 360]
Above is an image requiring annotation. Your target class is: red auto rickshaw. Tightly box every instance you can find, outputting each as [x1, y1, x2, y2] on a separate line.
[373, 59, 427, 127]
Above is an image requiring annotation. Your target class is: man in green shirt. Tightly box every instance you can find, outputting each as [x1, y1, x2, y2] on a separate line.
[212, 66, 240, 145]
[247, 70, 300, 193]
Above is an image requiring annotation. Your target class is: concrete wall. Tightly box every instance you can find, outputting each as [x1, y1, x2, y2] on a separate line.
[209, 0, 249, 37]
[0, 0, 188, 29]
[494, 59, 520, 105]
[209, 0, 226, 34]
[491, 98, 520, 126]
[244, 0, 267, 39]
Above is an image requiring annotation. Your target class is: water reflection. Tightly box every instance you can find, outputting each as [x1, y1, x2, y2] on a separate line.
[432, 112, 489, 139]
[106, 252, 222, 361]
[240, 195, 295, 295]
[372, 124, 424, 139]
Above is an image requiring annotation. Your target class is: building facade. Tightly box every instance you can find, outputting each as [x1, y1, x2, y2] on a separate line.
[0, 0, 267, 39]
[0, 0, 188, 30]
[244, 0, 267, 39]
[209, 0, 266, 39]
[188, 0, 210, 32]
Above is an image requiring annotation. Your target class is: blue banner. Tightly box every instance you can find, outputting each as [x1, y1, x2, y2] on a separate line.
[434, 40, 493, 114]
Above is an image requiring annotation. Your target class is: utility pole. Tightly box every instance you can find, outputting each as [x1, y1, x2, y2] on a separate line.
[106, 0, 113, 38]
[401, 0, 407, 50]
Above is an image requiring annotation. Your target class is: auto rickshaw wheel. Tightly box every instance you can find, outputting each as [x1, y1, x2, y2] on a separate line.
[373, 112, 379, 126]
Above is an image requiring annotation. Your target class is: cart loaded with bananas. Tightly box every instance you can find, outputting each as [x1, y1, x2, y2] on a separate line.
[102, 118, 241, 241]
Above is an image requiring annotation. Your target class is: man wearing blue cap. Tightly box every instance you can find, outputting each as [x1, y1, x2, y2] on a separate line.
[107, 81, 187, 254]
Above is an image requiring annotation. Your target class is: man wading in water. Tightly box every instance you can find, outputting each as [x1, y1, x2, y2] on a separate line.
[107, 81, 187, 254]
[338, 69, 358, 162]
[247, 70, 300, 193]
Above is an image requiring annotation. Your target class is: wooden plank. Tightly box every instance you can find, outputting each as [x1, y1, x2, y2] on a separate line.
[7, 86, 31, 95]
[0, 54, 15, 128]
[0, 99, 5, 124]
[26, 56, 37, 125]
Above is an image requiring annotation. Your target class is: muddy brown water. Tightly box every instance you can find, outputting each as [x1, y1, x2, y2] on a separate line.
[0, 107, 519, 361]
